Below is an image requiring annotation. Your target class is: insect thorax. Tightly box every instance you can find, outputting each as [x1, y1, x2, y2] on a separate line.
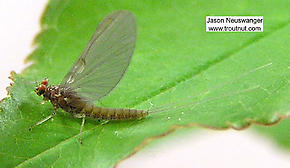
[44, 85, 87, 114]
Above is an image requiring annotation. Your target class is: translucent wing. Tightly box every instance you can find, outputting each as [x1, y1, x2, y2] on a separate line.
[61, 10, 137, 102]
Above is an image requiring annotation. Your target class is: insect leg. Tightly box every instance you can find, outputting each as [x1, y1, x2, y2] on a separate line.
[78, 116, 86, 144]
[28, 108, 57, 131]
[99, 120, 109, 125]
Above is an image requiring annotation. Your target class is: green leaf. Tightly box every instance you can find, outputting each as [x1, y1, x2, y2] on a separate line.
[253, 119, 290, 150]
[0, 0, 289, 167]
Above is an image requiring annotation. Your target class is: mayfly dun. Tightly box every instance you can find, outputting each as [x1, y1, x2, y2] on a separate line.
[30, 10, 147, 143]
[29, 10, 272, 144]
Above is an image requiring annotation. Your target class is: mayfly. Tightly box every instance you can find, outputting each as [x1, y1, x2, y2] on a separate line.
[29, 10, 271, 144]
[30, 10, 147, 143]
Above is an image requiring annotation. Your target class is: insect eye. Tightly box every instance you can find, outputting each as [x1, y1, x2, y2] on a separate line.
[41, 79, 49, 85]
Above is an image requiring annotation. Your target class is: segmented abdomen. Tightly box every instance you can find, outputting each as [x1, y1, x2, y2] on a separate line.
[81, 104, 148, 120]
[46, 86, 147, 120]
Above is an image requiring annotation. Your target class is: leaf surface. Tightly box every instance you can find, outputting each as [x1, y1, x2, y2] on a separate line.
[253, 119, 290, 150]
[0, 0, 289, 167]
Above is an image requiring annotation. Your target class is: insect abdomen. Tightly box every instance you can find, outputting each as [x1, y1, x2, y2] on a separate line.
[82, 105, 148, 120]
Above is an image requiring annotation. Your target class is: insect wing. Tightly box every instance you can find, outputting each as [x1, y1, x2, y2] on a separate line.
[61, 10, 137, 102]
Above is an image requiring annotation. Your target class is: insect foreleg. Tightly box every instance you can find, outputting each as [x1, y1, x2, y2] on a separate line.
[28, 108, 57, 131]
